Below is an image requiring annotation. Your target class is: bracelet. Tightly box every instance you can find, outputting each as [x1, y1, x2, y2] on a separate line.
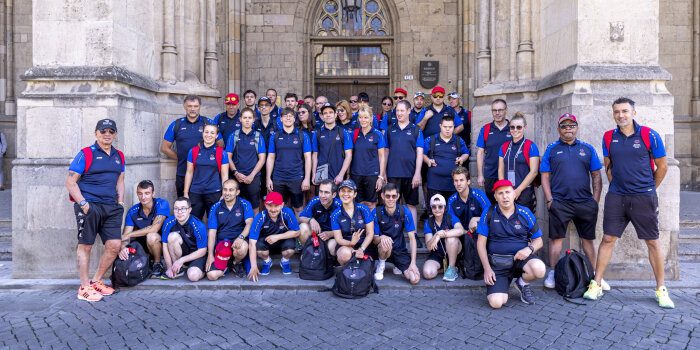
[378, 175, 385, 180]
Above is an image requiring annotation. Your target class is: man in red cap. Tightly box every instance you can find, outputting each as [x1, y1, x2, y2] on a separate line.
[476, 179, 546, 308]
[215, 93, 242, 149]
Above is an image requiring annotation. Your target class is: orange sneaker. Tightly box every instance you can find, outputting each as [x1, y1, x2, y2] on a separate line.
[90, 280, 115, 296]
[77, 285, 104, 302]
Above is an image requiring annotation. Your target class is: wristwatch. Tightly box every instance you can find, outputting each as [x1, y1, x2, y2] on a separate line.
[528, 245, 535, 253]
[79, 200, 87, 207]
[238, 234, 245, 240]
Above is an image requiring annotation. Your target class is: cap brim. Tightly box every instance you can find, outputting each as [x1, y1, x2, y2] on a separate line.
[213, 260, 228, 270]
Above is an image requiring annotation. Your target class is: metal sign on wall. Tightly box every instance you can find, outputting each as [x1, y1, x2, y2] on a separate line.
[419, 61, 439, 89]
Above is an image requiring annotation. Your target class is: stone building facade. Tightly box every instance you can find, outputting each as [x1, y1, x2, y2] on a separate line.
[5, 0, 698, 278]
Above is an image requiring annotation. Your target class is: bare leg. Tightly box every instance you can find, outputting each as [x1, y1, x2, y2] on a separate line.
[549, 238, 564, 269]
[422, 260, 440, 280]
[487, 293, 508, 309]
[593, 235, 618, 285]
[446, 237, 462, 267]
[645, 239, 666, 289]
[521, 258, 546, 283]
[581, 238, 597, 269]
[146, 232, 163, 262]
[92, 239, 121, 281]
[77, 244, 92, 287]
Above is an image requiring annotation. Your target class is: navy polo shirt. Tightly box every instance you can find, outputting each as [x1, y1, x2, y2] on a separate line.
[186, 144, 229, 194]
[447, 188, 490, 228]
[163, 116, 221, 177]
[498, 138, 539, 188]
[330, 203, 374, 242]
[338, 120, 356, 133]
[455, 108, 471, 146]
[423, 134, 469, 191]
[69, 143, 125, 204]
[249, 207, 300, 241]
[207, 198, 255, 242]
[225, 129, 267, 177]
[540, 139, 602, 202]
[410, 108, 426, 126]
[300, 197, 343, 232]
[313, 111, 324, 128]
[161, 215, 208, 251]
[373, 205, 415, 251]
[476, 204, 543, 255]
[253, 117, 278, 147]
[378, 111, 395, 131]
[386, 123, 424, 178]
[124, 198, 171, 230]
[312, 125, 353, 179]
[268, 128, 312, 181]
[269, 105, 283, 121]
[215, 110, 242, 147]
[476, 121, 512, 179]
[350, 128, 386, 176]
[422, 105, 462, 139]
[603, 122, 665, 195]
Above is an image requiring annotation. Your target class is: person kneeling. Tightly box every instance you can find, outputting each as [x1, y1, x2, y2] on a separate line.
[331, 179, 377, 265]
[476, 180, 546, 308]
[422, 194, 465, 282]
[161, 197, 208, 282]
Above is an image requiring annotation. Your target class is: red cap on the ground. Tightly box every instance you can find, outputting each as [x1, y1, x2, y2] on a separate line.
[492, 179, 514, 192]
[213, 240, 232, 270]
[265, 192, 284, 205]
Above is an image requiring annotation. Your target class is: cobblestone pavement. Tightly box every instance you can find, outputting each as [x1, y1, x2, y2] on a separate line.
[0, 287, 698, 349]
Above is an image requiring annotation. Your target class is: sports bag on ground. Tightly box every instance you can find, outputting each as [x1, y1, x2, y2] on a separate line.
[555, 249, 595, 301]
[331, 256, 378, 298]
[458, 231, 484, 280]
[299, 232, 334, 280]
[111, 241, 151, 288]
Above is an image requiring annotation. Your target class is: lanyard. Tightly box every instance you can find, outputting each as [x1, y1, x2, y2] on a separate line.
[506, 140, 525, 173]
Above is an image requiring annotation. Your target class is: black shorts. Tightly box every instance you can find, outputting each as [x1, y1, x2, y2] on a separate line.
[173, 236, 207, 272]
[259, 168, 268, 199]
[426, 239, 448, 263]
[189, 191, 221, 221]
[333, 241, 378, 261]
[240, 176, 262, 209]
[549, 199, 598, 240]
[273, 180, 304, 209]
[484, 177, 498, 205]
[486, 254, 540, 295]
[387, 248, 411, 272]
[421, 164, 429, 182]
[255, 237, 297, 253]
[188, 256, 207, 272]
[74, 202, 123, 245]
[426, 189, 455, 216]
[603, 192, 659, 240]
[515, 186, 536, 213]
[351, 174, 379, 203]
[176, 175, 185, 198]
[387, 177, 419, 206]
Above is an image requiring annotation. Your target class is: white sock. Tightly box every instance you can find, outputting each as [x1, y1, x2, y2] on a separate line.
[281, 257, 289, 263]
[264, 257, 272, 263]
[379, 259, 386, 264]
[518, 277, 528, 287]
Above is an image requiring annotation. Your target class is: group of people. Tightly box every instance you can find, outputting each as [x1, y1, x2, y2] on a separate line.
[65, 88, 675, 310]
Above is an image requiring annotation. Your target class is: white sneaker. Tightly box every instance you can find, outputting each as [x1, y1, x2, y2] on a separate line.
[544, 270, 555, 289]
[601, 278, 610, 291]
[393, 267, 402, 275]
[374, 260, 386, 281]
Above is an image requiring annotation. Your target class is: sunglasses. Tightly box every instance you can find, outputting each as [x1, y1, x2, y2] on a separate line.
[560, 123, 578, 129]
[393, 96, 405, 100]
[337, 109, 345, 113]
[298, 110, 308, 114]
[99, 129, 116, 134]
[174, 207, 190, 212]
[349, 99, 358, 103]
[432, 94, 444, 98]
[384, 194, 399, 199]
[225, 96, 238, 103]
[510, 125, 524, 130]
[431, 204, 445, 210]
[382, 103, 392, 106]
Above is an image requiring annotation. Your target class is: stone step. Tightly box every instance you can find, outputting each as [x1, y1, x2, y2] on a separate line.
[0, 242, 10, 261]
[0, 220, 9, 229]
[680, 229, 700, 245]
[679, 243, 700, 262]
[679, 220, 700, 230]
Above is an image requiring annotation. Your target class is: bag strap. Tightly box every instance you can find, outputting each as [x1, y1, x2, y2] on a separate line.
[215, 147, 223, 173]
[501, 141, 511, 159]
[429, 135, 436, 160]
[353, 128, 360, 144]
[523, 139, 532, 167]
[117, 150, 125, 171]
[483, 123, 491, 144]
[219, 112, 238, 138]
[82, 147, 94, 173]
[173, 118, 181, 139]
[640, 126, 656, 171]
[191, 146, 201, 172]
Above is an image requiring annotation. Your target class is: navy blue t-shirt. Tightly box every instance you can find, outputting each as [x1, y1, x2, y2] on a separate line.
[476, 121, 512, 179]
[602, 122, 665, 195]
[423, 134, 469, 191]
[476, 205, 543, 255]
[163, 116, 221, 177]
[69, 143, 125, 204]
[300, 197, 343, 232]
[249, 207, 300, 241]
[422, 105, 462, 139]
[207, 198, 255, 242]
[312, 125, 354, 180]
[268, 128, 312, 181]
[186, 144, 229, 194]
[373, 205, 415, 251]
[331, 203, 374, 243]
[498, 138, 539, 188]
[226, 129, 267, 177]
[215, 110, 242, 147]
[124, 198, 171, 230]
[161, 215, 208, 251]
[253, 116, 278, 148]
[350, 128, 386, 176]
[447, 188, 490, 229]
[540, 139, 602, 202]
[386, 123, 424, 178]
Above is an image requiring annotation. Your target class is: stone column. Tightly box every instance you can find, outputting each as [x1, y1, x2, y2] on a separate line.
[693, 0, 699, 117]
[204, 0, 217, 88]
[161, 0, 178, 83]
[516, 0, 533, 81]
[5, 0, 13, 116]
[477, 0, 491, 85]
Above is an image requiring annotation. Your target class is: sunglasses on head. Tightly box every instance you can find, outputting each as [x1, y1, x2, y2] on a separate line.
[559, 123, 577, 129]
[99, 129, 116, 134]
[431, 204, 444, 210]
[225, 97, 238, 103]
[349, 99, 358, 103]
[432, 94, 444, 98]
[510, 125, 524, 130]
[393, 96, 405, 100]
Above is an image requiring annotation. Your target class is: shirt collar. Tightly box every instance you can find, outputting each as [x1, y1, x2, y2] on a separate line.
[557, 138, 579, 146]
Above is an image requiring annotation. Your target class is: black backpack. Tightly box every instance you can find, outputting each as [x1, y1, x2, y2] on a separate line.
[331, 256, 378, 298]
[111, 241, 152, 288]
[299, 233, 334, 280]
[458, 231, 484, 280]
[555, 249, 595, 301]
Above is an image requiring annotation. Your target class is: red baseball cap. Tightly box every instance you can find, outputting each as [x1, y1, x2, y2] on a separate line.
[558, 113, 577, 124]
[492, 179, 514, 192]
[265, 191, 284, 205]
[213, 240, 232, 270]
[431, 86, 445, 95]
[394, 88, 407, 96]
[225, 93, 240, 105]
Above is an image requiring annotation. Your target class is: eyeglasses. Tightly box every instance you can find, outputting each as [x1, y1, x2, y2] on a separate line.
[510, 125, 524, 130]
[559, 123, 578, 129]
[298, 110, 308, 114]
[432, 94, 444, 98]
[431, 204, 445, 210]
[384, 194, 399, 199]
[349, 99, 358, 103]
[393, 96, 405, 100]
[174, 207, 190, 213]
[382, 103, 392, 106]
[315, 102, 324, 106]
[258, 104, 270, 108]
[99, 129, 116, 134]
[491, 109, 506, 113]
[337, 109, 345, 113]
[225, 96, 238, 103]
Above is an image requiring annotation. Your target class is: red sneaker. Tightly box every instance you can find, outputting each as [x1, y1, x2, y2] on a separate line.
[90, 280, 115, 296]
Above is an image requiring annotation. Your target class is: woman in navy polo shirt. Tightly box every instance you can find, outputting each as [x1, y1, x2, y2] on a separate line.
[335, 100, 355, 132]
[497, 112, 539, 212]
[296, 103, 316, 203]
[184, 123, 229, 220]
[331, 179, 377, 265]
[377, 96, 393, 126]
[349, 105, 386, 210]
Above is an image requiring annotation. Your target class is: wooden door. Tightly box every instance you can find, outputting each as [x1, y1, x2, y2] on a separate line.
[315, 81, 389, 114]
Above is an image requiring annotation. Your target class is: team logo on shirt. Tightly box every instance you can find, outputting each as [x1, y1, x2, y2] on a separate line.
[210, 154, 215, 160]
[198, 126, 203, 132]
[633, 140, 641, 149]
[136, 217, 144, 221]
[115, 158, 121, 164]
[514, 220, 522, 229]
[451, 145, 457, 150]
[579, 148, 586, 156]
[394, 219, 399, 228]
[407, 129, 412, 135]
[218, 211, 225, 215]
[368, 136, 374, 142]
[250, 140, 255, 145]
[470, 204, 476, 211]
[96, 156, 103, 160]
[293, 137, 299, 144]
[235, 209, 241, 217]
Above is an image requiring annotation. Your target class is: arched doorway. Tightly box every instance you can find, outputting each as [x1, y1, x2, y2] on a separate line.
[307, 0, 397, 112]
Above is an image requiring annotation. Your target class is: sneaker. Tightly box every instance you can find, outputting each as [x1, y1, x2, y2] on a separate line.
[243, 259, 252, 276]
[443, 266, 457, 282]
[160, 267, 185, 280]
[77, 285, 103, 302]
[261, 259, 272, 275]
[374, 260, 386, 281]
[655, 286, 675, 309]
[544, 270, 555, 289]
[90, 280, 115, 296]
[393, 267, 402, 275]
[514, 280, 535, 304]
[583, 280, 603, 300]
[295, 239, 303, 253]
[601, 279, 611, 291]
[150, 262, 165, 279]
[280, 260, 292, 275]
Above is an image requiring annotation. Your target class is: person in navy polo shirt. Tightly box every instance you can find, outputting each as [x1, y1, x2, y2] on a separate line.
[312, 103, 353, 187]
[477, 99, 512, 203]
[423, 115, 470, 214]
[119, 180, 170, 278]
[540, 113, 607, 291]
[372, 183, 420, 284]
[497, 112, 539, 212]
[214, 93, 242, 148]
[267, 108, 312, 216]
[386, 100, 424, 236]
[161, 197, 208, 282]
[247, 191, 300, 280]
[584, 97, 674, 309]
[183, 123, 229, 220]
[227, 108, 267, 214]
[205, 179, 255, 280]
[411, 92, 427, 125]
[447, 166, 490, 238]
[336, 100, 356, 132]
[350, 105, 387, 210]
[255, 96, 280, 141]
[476, 180, 546, 308]
[417, 86, 464, 144]
[299, 179, 342, 250]
[423, 194, 465, 282]
[331, 179, 377, 265]
[162, 94, 223, 197]
[349, 95, 360, 120]
[447, 92, 471, 147]
[66, 118, 125, 302]
[243, 90, 261, 117]
[266, 88, 283, 120]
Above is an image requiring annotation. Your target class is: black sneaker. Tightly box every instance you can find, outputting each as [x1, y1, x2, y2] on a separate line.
[232, 262, 245, 278]
[514, 281, 535, 305]
[151, 262, 165, 279]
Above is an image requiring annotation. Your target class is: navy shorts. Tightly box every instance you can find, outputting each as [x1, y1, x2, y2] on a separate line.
[387, 247, 411, 272]
[486, 254, 540, 295]
[548, 199, 598, 240]
[426, 238, 447, 263]
[178, 240, 207, 272]
[273, 180, 304, 209]
[387, 177, 419, 206]
[603, 192, 659, 240]
[74, 202, 123, 245]
[351, 174, 379, 203]
[240, 176, 262, 209]
[256, 237, 297, 253]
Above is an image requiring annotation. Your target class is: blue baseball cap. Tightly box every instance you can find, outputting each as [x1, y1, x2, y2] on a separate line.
[338, 179, 357, 191]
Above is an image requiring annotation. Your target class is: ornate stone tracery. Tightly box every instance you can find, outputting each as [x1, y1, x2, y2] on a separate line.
[314, 0, 391, 37]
